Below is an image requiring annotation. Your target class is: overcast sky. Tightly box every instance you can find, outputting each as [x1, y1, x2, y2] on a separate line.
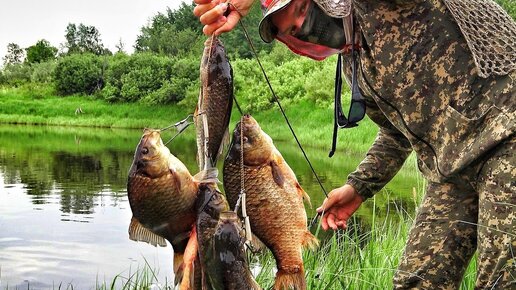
[0, 0, 186, 60]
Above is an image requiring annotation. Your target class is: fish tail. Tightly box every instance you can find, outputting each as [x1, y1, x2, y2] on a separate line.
[302, 231, 319, 250]
[274, 265, 306, 290]
[178, 228, 198, 290]
[192, 167, 219, 184]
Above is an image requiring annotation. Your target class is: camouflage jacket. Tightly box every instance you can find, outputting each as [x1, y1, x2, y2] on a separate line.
[345, 0, 515, 199]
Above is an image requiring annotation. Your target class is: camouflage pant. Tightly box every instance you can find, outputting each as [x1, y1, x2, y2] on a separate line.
[393, 137, 516, 289]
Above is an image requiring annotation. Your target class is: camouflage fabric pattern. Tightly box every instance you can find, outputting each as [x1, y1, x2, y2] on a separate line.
[337, 0, 515, 288]
[394, 137, 515, 289]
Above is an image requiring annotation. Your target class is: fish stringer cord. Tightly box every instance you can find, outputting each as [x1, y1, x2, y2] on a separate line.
[228, 2, 328, 199]
[233, 116, 254, 249]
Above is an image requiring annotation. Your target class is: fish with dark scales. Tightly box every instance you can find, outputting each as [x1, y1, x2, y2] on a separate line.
[223, 115, 318, 290]
[195, 183, 261, 290]
[195, 35, 233, 170]
[126, 128, 217, 290]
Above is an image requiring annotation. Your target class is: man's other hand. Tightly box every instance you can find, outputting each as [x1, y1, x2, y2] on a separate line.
[316, 184, 363, 230]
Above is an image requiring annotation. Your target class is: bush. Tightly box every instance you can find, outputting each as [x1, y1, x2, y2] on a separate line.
[31, 60, 57, 83]
[1, 63, 32, 86]
[54, 53, 103, 95]
[232, 56, 336, 112]
[100, 53, 173, 102]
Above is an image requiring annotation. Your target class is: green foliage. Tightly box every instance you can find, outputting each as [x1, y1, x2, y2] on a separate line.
[232, 54, 336, 112]
[135, 2, 204, 57]
[25, 39, 58, 63]
[3, 43, 25, 66]
[496, 0, 516, 19]
[64, 23, 108, 55]
[30, 60, 57, 83]
[1, 63, 32, 86]
[54, 53, 103, 95]
[100, 53, 173, 102]
[219, 1, 273, 59]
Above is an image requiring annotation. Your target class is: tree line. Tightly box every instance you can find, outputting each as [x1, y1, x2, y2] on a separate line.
[1, 0, 514, 111]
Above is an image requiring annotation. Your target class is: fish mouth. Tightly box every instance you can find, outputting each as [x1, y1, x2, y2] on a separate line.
[234, 114, 259, 138]
[132, 128, 169, 178]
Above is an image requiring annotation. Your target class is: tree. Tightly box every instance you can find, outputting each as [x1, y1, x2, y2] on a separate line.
[25, 39, 58, 63]
[115, 38, 125, 54]
[64, 23, 106, 55]
[135, 2, 204, 56]
[134, 1, 272, 59]
[3, 43, 25, 66]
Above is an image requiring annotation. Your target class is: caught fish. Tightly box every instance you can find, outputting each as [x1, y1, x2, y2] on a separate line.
[196, 184, 261, 290]
[127, 128, 217, 288]
[223, 115, 318, 290]
[195, 36, 233, 170]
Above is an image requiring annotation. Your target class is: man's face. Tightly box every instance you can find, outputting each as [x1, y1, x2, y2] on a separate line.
[270, 0, 311, 37]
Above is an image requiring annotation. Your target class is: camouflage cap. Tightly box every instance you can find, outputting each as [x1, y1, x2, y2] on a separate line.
[259, 0, 293, 43]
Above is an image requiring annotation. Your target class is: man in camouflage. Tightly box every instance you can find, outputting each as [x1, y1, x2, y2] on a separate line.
[193, 0, 515, 288]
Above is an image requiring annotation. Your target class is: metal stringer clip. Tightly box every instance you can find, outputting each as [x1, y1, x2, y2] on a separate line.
[162, 114, 194, 146]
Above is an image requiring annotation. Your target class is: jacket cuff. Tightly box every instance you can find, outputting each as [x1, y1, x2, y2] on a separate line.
[346, 177, 374, 201]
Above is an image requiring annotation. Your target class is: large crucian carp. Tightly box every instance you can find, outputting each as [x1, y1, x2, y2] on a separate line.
[223, 115, 318, 290]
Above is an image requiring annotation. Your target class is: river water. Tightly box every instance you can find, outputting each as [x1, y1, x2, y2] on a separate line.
[0, 124, 421, 289]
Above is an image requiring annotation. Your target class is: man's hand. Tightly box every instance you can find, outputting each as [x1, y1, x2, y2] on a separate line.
[193, 0, 255, 36]
[316, 184, 363, 230]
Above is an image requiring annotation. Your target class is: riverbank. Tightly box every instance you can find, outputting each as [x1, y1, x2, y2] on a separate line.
[0, 86, 378, 153]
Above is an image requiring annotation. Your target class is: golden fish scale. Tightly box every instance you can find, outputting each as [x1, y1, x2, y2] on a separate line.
[223, 161, 308, 271]
[128, 169, 198, 244]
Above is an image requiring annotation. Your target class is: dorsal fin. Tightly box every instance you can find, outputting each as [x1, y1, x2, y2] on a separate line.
[128, 217, 167, 247]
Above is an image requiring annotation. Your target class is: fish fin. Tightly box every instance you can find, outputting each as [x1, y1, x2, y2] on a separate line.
[128, 217, 167, 247]
[211, 128, 230, 167]
[174, 253, 185, 286]
[178, 228, 198, 290]
[270, 160, 285, 187]
[274, 265, 306, 290]
[247, 233, 266, 253]
[296, 182, 312, 208]
[302, 231, 319, 250]
[192, 167, 219, 184]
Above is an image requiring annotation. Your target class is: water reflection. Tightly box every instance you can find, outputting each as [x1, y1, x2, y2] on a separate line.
[0, 124, 421, 288]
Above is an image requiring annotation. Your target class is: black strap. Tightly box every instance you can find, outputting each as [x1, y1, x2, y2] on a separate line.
[329, 53, 343, 157]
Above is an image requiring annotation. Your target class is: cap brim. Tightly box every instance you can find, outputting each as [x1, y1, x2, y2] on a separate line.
[258, 1, 292, 43]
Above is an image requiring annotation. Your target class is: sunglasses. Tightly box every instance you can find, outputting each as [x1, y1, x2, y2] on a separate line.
[329, 50, 366, 157]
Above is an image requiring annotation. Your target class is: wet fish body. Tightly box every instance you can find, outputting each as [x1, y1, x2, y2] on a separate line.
[223, 115, 318, 290]
[195, 36, 233, 170]
[127, 129, 216, 289]
[196, 184, 261, 290]
[127, 129, 198, 250]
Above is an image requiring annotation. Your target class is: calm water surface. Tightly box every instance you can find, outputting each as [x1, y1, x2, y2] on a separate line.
[0, 124, 420, 289]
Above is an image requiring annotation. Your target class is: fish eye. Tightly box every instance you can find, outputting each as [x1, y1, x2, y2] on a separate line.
[243, 136, 249, 143]
[142, 147, 149, 154]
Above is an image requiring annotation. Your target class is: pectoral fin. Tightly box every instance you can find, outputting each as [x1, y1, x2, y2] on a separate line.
[270, 160, 285, 187]
[128, 217, 167, 247]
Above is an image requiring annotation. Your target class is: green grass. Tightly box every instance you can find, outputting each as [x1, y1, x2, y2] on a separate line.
[0, 86, 377, 153]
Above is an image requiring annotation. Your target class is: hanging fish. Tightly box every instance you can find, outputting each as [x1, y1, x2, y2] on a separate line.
[223, 115, 318, 290]
[195, 36, 233, 170]
[127, 128, 217, 289]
